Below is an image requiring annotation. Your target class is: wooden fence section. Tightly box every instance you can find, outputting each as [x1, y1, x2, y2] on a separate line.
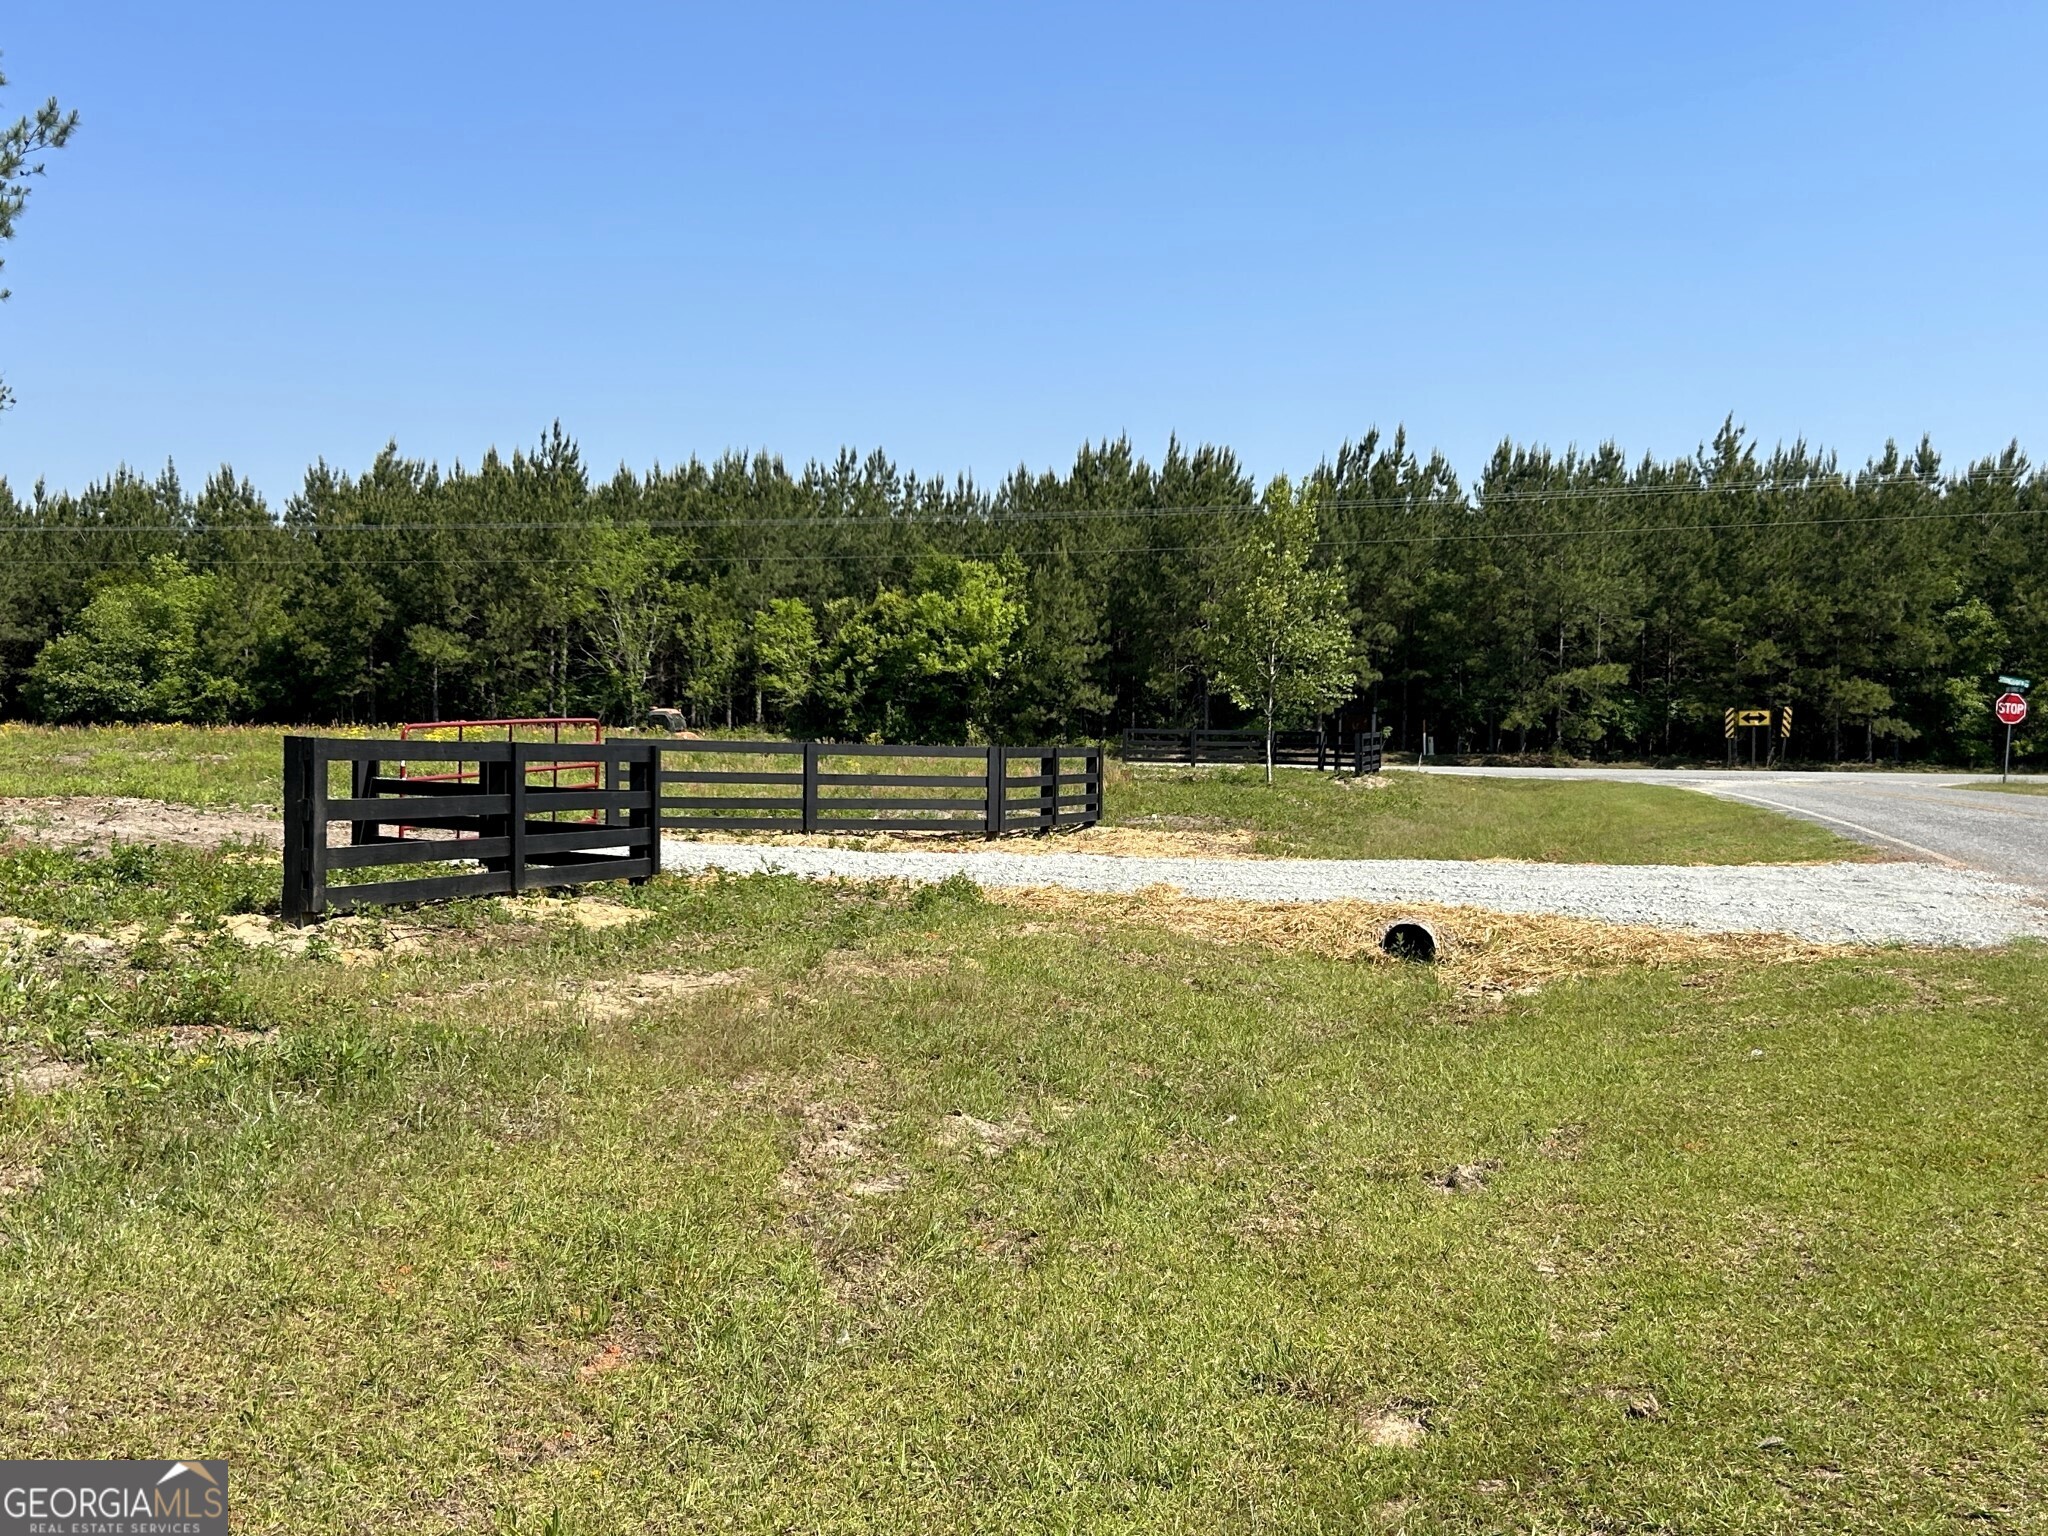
[1352, 730, 1384, 775]
[283, 736, 658, 922]
[284, 737, 1105, 921]
[656, 742, 1103, 835]
[1122, 728, 1382, 773]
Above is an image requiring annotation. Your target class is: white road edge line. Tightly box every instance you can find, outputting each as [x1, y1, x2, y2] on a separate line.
[1699, 789, 1964, 866]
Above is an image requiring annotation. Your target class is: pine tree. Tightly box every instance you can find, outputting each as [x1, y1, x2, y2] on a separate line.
[0, 57, 76, 411]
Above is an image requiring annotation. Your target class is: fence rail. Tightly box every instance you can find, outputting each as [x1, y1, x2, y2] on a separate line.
[283, 737, 1104, 921]
[283, 736, 658, 923]
[654, 741, 1102, 836]
[1121, 728, 1382, 773]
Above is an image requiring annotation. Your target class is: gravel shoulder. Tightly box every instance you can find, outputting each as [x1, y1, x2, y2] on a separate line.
[663, 841, 2048, 947]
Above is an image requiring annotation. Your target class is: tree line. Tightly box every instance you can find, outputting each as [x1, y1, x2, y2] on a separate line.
[1, 418, 2041, 765]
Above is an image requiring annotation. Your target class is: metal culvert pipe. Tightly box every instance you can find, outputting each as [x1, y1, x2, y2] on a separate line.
[1380, 918, 1442, 963]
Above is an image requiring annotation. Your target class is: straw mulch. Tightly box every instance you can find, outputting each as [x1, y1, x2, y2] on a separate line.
[984, 883, 1845, 995]
[677, 824, 1269, 858]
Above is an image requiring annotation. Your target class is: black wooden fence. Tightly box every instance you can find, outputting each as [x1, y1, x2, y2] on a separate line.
[658, 740, 1102, 836]
[1122, 728, 1382, 773]
[283, 736, 1103, 921]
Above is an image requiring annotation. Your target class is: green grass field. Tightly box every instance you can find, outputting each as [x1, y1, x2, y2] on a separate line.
[1957, 779, 2048, 796]
[0, 723, 307, 805]
[0, 726, 1868, 866]
[1104, 762, 1864, 863]
[0, 844, 2043, 1532]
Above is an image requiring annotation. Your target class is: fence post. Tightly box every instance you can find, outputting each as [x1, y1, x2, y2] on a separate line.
[1041, 748, 1058, 832]
[1186, 728, 1198, 767]
[627, 744, 653, 885]
[282, 735, 322, 924]
[645, 742, 665, 834]
[350, 756, 378, 845]
[986, 744, 1005, 837]
[802, 742, 819, 833]
[508, 743, 529, 893]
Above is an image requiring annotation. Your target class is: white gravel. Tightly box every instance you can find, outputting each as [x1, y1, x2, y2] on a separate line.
[662, 841, 2048, 947]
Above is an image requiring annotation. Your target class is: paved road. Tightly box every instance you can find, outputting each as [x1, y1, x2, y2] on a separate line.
[1400, 766, 2048, 892]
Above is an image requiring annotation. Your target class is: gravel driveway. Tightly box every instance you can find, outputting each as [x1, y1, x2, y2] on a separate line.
[663, 841, 2048, 947]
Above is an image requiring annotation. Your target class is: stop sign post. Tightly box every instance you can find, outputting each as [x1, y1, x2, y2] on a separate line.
[1995, 691, 2028, 782]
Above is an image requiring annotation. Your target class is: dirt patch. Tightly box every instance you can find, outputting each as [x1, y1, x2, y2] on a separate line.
[1359, 1400, 1437, 1449]
[1230, 1183, 1323, 1243]
[0, 797, 279, 854]
[982, 884, 1844, 995]
[0, 1164, 43, 1199]
[1538, 1124, 1588, 1161]
[223, 912, 432, 965]
[575, 1337, 642, 1384]
[495, 1428, 585, 1468]
[0, 914, 130, 963]
[974, 1225, 1043, 1267]
[814, 951, 952, 984]
[764, 1084, 924, 1304]
[503, 895, 654, 930]
[936, 1108, 1040, 1158]
[9, 1061, 84, 1095]
[780, 1101, 883, 1200]
[554, 970, 750, 1022]
[848, 1171, 911, 1197]
[1333, 774, 1389, 793]
[1, 908, 437, 970]
[1427, 1160, 1499, 1194]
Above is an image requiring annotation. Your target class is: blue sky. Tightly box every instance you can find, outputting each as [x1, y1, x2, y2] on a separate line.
[2, 2, 2044, 501]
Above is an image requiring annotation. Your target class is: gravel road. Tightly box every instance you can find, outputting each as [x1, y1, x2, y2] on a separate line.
[1400, 766, 2048, 891]
[663, 841, 2048, 947]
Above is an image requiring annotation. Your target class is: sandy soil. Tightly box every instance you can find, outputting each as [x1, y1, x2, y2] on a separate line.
[0, 796, 281, 854]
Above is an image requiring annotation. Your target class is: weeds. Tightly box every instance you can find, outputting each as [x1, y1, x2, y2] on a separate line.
[0, 841, 273, 927]
[0, 842, 2041, 1532]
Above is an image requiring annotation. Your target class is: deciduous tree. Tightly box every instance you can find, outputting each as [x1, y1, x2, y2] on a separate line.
[1202, 477, 1364, 782]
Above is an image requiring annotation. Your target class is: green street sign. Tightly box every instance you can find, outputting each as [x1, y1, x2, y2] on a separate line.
[1998, 675, 2030, 691]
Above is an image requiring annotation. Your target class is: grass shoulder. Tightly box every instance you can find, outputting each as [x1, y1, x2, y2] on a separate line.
[1103, 763, 1869, 864]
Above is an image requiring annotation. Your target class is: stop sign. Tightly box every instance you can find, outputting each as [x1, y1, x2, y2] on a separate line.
[1995, 692, 2029, 726]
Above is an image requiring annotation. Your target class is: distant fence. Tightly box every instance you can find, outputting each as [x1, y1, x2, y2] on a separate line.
[282, 737, 1103, 921]
[658, 741, 1102, 836]
[1122, 728, 1382, 773]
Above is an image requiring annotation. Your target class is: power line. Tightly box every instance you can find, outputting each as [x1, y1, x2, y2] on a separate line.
[0, 501, 2041, 568]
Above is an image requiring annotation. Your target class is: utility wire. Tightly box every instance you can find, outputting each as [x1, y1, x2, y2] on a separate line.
[0, 501, 2041, 568]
